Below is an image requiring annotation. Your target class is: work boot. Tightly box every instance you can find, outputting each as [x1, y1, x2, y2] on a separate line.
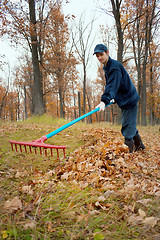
[124, 139, 134, 153]
[133, 134, 145, 151]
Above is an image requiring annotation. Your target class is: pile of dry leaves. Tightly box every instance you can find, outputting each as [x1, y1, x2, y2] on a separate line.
[56, 128, 160, 228]
[57, 128, 160, 195]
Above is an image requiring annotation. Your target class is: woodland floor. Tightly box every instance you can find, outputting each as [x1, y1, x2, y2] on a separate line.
[0, 116, 160, 240]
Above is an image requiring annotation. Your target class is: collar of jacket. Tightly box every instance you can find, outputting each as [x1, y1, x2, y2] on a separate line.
[103, 56, 112, 71]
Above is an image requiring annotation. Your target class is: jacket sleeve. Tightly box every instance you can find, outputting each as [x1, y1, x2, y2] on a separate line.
[101, 68, 121, 105]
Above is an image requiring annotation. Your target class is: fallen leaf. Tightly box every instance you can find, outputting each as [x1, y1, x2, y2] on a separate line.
[45, 170, 55, 177]
[138, 209, 146, 218]
[103, 190, 115, 198]
[154, 191, 160, 197]
[143, 217, 159, 228]
[15, 171, 27, 178]
[21, 185, 33, 195]
[77, 213, 85, 222]
[24, 221, 36, 229]
[101, 183, 116, 190]
[136, 199, 152, 205]
[94, 201, 112, 211]
[46, 221, 56, 232]
[98, 195, 106, 202]
[127, 214, 143, 225]
[1, 230, 8, 239]
[61, 172, 72, 180]
[95, 160, 104, 168]
[4, 196, 22, 213]
[90, 210, 100, 215]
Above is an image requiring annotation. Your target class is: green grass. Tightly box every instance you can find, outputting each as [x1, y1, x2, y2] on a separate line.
[0, 115, 159, 239]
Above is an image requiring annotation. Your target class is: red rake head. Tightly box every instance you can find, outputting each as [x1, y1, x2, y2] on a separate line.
[9, 136, 66, 158]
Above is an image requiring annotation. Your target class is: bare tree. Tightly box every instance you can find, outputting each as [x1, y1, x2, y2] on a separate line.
[141, 0, 157, 126]
[99, 0, 123, 63]
[0, 0, 58, 116]
[28, 0, 45, 115]
[0, 62, 10, 119]
[72, 13, 95, 114]
[125, 0, 158, 125]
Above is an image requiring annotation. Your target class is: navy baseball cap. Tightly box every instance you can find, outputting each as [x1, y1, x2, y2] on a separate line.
[93, 44, 108, 55]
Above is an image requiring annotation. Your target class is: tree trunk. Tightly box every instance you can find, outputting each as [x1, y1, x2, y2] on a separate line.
[71, 81, 77, 119]
[83, 61, 86, 115]
[149, 48, 154, 125]
[110, 0, 123, 124]
[111, 105, 114, 124]
[17, 91, 20, 121]
[28, 0, 45, 115]
[86, 91, 92, 123]
[110, 0, 123, 64]
[59, 87, 65, 118]
[78, 91, 81, 117]
[10, 94, 14, 121]
[141, 64, 147, 126]
[24, 86, 28, 119]
[141, 0, 149, 126]
[0, 88, 8, 119]
[57, 94, 59, 117]
[136, 9, 142, 125]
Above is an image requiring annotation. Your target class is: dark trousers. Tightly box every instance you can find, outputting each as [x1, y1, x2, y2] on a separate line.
[121, 103, 138, 141]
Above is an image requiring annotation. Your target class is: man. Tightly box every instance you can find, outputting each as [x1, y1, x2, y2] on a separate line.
[94, 43, 145, 153]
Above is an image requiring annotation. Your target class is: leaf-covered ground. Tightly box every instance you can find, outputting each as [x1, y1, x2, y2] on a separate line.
[0, 118, 160, 239]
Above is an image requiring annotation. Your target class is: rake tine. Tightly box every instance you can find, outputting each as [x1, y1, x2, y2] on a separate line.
[29, 146, 32, 153]
[56, 149, 59, 159]
[11, 143, 14, 151]
[15, 144, 18, 152]
[63, 149, 66, 158]
[19, 145, 22, 153]
[44, 148, 47, 156]
[50, 148, 53, 157]
[39, 147, 42, 155]
[24, 145, 27, 153]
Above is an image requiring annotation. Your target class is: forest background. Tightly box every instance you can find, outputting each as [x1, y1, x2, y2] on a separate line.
[0, 0, 160, 126]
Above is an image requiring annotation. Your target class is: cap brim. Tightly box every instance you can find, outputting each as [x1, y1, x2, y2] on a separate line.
[93, 50, 104, 55]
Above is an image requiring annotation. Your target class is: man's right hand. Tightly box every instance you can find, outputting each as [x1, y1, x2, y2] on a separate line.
[96, 101, 105, 111]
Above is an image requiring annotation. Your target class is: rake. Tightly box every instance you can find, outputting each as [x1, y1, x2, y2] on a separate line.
[9, 100, 114, 158]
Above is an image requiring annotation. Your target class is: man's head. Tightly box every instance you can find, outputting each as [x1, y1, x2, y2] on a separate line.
[93, 44, 109, 65]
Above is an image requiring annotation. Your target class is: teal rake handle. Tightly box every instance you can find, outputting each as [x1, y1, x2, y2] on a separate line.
[46, 100, 114, 139]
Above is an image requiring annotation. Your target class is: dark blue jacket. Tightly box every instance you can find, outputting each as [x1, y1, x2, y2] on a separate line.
[101, 57, 140, 109]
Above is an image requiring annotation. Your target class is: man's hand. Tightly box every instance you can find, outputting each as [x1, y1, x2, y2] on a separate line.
[96, 101, 105, 111]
